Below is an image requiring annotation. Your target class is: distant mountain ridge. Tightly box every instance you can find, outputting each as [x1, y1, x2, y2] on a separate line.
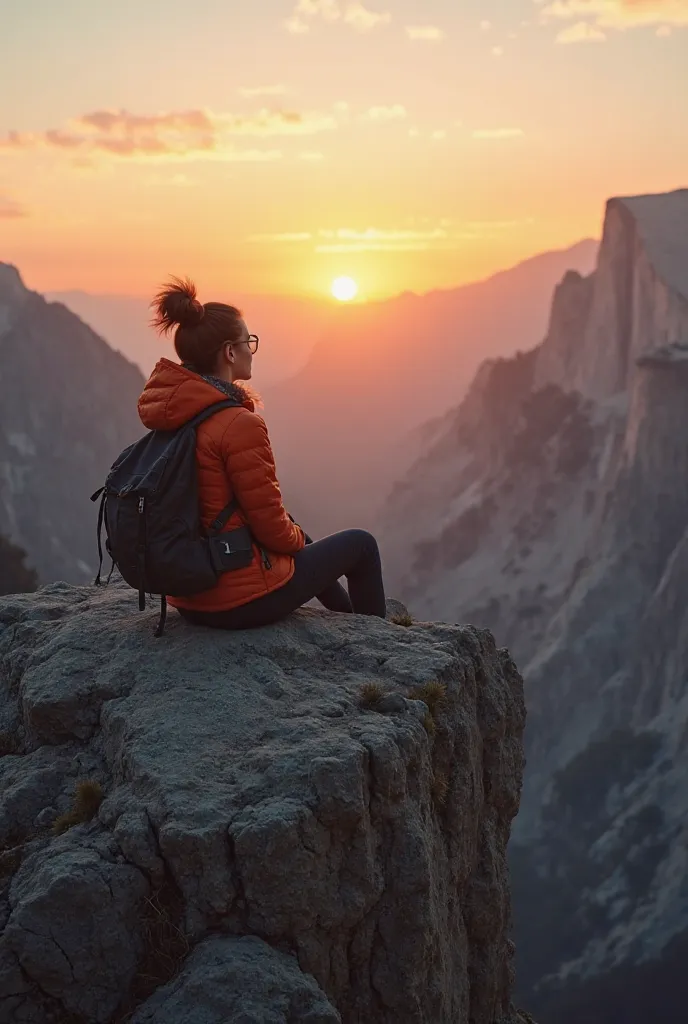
[376, 188, 688, 1022]
[0, 264, 144, 583]
[46, 289, 336, 388]
[259, 239, 598, 538]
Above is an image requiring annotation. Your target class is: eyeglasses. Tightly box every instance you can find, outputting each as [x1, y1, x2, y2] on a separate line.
[227, 334, 259, 355]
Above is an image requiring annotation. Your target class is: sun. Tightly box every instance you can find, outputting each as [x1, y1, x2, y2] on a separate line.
[331, 276, 358, 302]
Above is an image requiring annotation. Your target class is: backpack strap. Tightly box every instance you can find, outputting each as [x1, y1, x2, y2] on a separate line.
[154, 595, 167, 638]
[92, 489, 107, 586]
[208, 497, 240, 536]
[185, 398, 242, 431]
[189, 401, 244, 537]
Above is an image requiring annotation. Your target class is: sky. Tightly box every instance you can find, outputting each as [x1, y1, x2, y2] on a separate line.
[0, 0, 686, 299]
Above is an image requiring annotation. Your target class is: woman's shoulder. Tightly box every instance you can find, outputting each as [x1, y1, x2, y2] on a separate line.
[204, 402, 267, 451]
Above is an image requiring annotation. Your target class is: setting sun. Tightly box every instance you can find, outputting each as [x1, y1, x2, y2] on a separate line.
[331, 276, 359, 302]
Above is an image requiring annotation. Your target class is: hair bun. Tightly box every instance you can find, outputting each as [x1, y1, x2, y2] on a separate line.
[151, 276, 205, 334]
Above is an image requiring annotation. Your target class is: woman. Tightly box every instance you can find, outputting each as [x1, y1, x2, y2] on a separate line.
[138, 277, 386, 629]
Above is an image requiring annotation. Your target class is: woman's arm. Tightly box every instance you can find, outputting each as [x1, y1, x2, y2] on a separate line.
[220, 411, 306, 554]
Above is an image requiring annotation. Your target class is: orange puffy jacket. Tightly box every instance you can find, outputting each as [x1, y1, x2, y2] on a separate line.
[138, 358, 305, 613]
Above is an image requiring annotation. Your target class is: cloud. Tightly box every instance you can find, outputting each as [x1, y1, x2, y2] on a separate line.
[248, 232, 313, 242]
[238, 85, 287, 97]
[364, 104, 407, 120]
[315, 227, 449, 252]
[538, 0, 688, 30]
[286, 0, 390, 33]
[492, 45, 505, 55]
[472, 127, 525, 139]
[405, 25, 446, 40]
[431, 129, 447, 140]
[480, 19, 492, 29]
[285, 15, 310, 32]
[0, 195, 27, 218]
[299, 150, 325, 160]
[345, 1, 390, 29]
[247, 222, 532, 253]
[0, 107, 336, 162]
[556, 19, 607, 39]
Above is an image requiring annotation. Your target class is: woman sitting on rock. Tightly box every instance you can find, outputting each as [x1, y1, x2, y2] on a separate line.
[138, 277, 387, 629]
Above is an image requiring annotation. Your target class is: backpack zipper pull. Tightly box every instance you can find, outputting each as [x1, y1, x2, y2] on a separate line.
[260, 547, 272, 570]
[138, 496, 145, 513]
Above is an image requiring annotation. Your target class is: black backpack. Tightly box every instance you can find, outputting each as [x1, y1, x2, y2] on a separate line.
[91, 399, 259, 636]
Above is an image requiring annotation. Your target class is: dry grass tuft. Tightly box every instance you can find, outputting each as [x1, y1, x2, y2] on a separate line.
[112, 879, 190, 1023]
[0, 845, 22, 879]
[359, 681, 384, 709]
[431, 770, 449, 807]
[410, 680, 447, 716]
[52, 779, 104, 835]
[422, 711, 436, 736]
[390, 612, 413, 627]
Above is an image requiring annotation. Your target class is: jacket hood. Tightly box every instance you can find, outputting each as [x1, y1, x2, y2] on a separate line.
[138, 358, 255, 431]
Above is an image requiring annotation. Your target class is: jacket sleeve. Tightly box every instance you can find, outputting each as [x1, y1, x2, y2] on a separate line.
[221, 410, 306, 555]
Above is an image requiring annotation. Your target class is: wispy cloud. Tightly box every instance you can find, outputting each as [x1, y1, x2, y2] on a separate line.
[491, 45, 505, 55]
[472, 127, 525, 139]
[364, 104, 407, 120]
[556, 19, 607, 40]
[405, 25, 446, 41]
[315, 227, 449, 252]
[286, 0, 391, 33]
[538, 0, 688, 31]
[480, 19, 492, 30]
[299, 150, 326, 160]
[247, 221, 533, 252]
[0, 195, 27, 218]
[0, 107, 337, 162]
[238, 84, 287, 97]
[248, 232, 313, 242]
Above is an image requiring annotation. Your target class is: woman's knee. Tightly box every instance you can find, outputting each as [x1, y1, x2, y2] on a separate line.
[346, 529, 381, 559]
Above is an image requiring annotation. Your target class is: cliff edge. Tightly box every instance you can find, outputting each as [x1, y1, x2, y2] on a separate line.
[0, 583, 526, 1024]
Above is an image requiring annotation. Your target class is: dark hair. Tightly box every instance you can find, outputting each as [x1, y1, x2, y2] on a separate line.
[151, 276, 243, 374]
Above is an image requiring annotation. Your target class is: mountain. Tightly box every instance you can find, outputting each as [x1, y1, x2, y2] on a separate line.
[47, 290, 338, 388]
[376, 189, 688, 1022]
[260, 240, 598, 538]
[0, 264, 144, 584]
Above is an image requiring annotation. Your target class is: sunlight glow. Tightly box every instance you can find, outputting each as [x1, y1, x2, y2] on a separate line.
[331, 276, 359, 301]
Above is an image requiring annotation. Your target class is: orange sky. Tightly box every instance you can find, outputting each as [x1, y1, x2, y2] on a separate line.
[1, 1, 686, 299]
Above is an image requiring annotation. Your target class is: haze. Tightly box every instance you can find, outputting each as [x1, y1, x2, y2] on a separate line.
[1, 0, 686, 301]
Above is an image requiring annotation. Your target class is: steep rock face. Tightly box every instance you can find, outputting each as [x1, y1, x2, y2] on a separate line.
[0, 582, 526, 1024]
[0, 264, 144, 585]
[377, 190, 688, 1022]
[380, 347, 621, 668]
[535, 191, 688, 400]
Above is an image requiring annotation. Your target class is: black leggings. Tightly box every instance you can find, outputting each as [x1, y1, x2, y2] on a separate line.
[178, 529, 386, 630]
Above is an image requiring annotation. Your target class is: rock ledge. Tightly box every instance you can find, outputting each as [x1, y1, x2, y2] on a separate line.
[0, 581, 525, 1024]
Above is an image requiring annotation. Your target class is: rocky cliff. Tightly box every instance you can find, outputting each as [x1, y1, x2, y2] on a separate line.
[377, 189, 688, 1022]
[0, 264, 144, 586]
[0, 582, 526, 1024]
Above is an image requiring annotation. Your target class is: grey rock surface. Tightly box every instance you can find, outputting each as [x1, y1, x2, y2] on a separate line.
[0, 580, 525, 1023]
[130, 935, 341, 1024]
